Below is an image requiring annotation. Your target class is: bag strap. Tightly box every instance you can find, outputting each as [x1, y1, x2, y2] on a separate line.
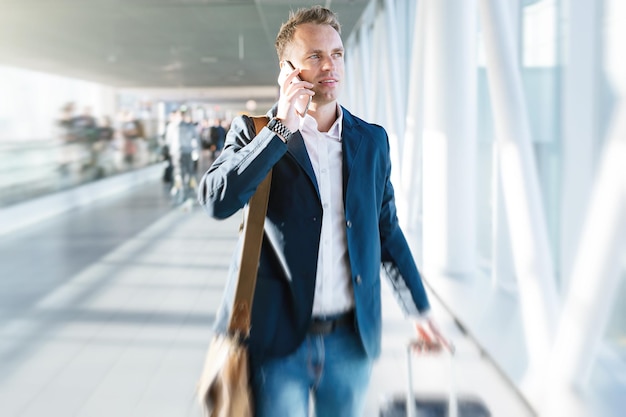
[228, 116, 271, 337]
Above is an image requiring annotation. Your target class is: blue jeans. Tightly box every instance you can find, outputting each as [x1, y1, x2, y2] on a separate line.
[251, 326, 373, 417]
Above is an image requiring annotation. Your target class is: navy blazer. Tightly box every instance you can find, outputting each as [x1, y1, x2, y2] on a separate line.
[198, 106, 430, 363]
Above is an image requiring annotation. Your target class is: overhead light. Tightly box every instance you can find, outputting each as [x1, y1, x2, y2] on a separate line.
[239, 34, 244, 60]
[246, 100, 257, 111]
[162, 61, 183, 72]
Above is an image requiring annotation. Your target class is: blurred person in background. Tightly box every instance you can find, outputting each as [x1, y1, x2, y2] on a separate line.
[120, 110, 144, 169]
[93, 115, 116, 178]
[57, 102, 77, 143]
[98, 115, 115, 142]
[183, 109, 200, 174]
[56, 102, 94, 180]
[56, 102, 78, 177]
[198, 118, 213, 154]
[208, 117, 226, 159]
[72, 106, 98, 141]
[160, 111, 175, 188]
[198, 117, 226, 162]
[72, 106, 100, 175]
[165, 107, 199, 205]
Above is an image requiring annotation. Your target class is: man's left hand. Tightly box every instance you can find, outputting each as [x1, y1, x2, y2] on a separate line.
[411, 317, 454, 354]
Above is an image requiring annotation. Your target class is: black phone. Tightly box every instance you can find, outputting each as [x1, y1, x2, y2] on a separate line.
[284, 61, 312, 115]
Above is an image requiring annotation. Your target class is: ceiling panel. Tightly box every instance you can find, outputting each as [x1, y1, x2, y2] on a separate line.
[0, 0, 369, 93]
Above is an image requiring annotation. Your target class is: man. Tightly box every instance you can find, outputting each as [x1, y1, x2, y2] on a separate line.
[198, 6, 449, 417]
[166, 107, 199, 203]
[209, 118, 227, 158]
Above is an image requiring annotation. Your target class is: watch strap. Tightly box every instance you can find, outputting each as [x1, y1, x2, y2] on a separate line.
[268, 117, 293, 142]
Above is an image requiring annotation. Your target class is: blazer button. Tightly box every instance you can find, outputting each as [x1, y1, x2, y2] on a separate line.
[355, 275, 362, 285]
[346, 220, 352, 228]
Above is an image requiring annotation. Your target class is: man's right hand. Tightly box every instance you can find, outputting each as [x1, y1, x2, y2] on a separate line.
[276, 62, 314, 132]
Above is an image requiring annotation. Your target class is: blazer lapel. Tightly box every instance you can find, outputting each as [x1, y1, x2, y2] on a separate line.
[287, 132, 320, 198]
[341, 109, 364, 199]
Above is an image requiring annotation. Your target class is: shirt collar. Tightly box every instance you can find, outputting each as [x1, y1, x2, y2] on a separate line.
[299, 104, 343, 141]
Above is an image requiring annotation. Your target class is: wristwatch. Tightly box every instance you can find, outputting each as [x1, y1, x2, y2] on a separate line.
[267, 117, 293, 143]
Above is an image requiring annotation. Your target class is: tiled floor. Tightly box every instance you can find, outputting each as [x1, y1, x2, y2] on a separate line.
[0, 172, 535, 417]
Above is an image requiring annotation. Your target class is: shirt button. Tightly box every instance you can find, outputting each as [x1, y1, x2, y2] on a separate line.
[355, 275, 362, 285]
[346, 220, 352, 228]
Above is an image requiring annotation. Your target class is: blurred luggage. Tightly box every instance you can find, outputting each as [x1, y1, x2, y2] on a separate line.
[379, 342, 490, 417]
[163, 163, 173, 183]
[379, 395, 490, 417]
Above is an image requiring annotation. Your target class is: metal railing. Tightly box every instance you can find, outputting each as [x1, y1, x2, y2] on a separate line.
[0, 136, 163, 208]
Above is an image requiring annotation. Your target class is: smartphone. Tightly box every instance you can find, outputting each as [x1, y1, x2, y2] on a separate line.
[284, 60, 312, 115]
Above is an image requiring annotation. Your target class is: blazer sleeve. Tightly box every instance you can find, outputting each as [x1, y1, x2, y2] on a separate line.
[378, 132, 431, 317]
[197, 114, 287, 219]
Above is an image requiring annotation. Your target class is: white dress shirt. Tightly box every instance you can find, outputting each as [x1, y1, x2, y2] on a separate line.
[299, 107, 355, 317]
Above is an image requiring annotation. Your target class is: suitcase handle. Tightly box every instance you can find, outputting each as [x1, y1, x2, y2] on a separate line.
[406, 341, 457, 417]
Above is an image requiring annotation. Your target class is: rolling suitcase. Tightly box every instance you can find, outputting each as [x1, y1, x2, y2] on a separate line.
[379, 341, 491, 417]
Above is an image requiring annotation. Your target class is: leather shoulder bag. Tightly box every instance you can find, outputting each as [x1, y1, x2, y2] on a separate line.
[197, 116, 270, 417]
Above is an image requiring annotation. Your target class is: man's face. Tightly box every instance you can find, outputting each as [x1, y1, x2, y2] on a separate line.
[287, 23, 345, 106]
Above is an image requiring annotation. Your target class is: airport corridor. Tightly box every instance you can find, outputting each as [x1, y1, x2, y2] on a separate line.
[0, 167, 533, 417]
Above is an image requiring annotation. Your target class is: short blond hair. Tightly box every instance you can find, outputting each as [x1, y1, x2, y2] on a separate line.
[275, 6, 342, 60]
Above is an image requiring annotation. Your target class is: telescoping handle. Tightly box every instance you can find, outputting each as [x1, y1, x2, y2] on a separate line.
[405, 340, 457, 417]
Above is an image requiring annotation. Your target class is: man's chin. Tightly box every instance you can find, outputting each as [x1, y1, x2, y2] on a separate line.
[313, 92, 340, 106]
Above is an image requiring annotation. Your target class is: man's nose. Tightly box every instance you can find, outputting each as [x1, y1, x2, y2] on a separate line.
[321, 56, 335, 71]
